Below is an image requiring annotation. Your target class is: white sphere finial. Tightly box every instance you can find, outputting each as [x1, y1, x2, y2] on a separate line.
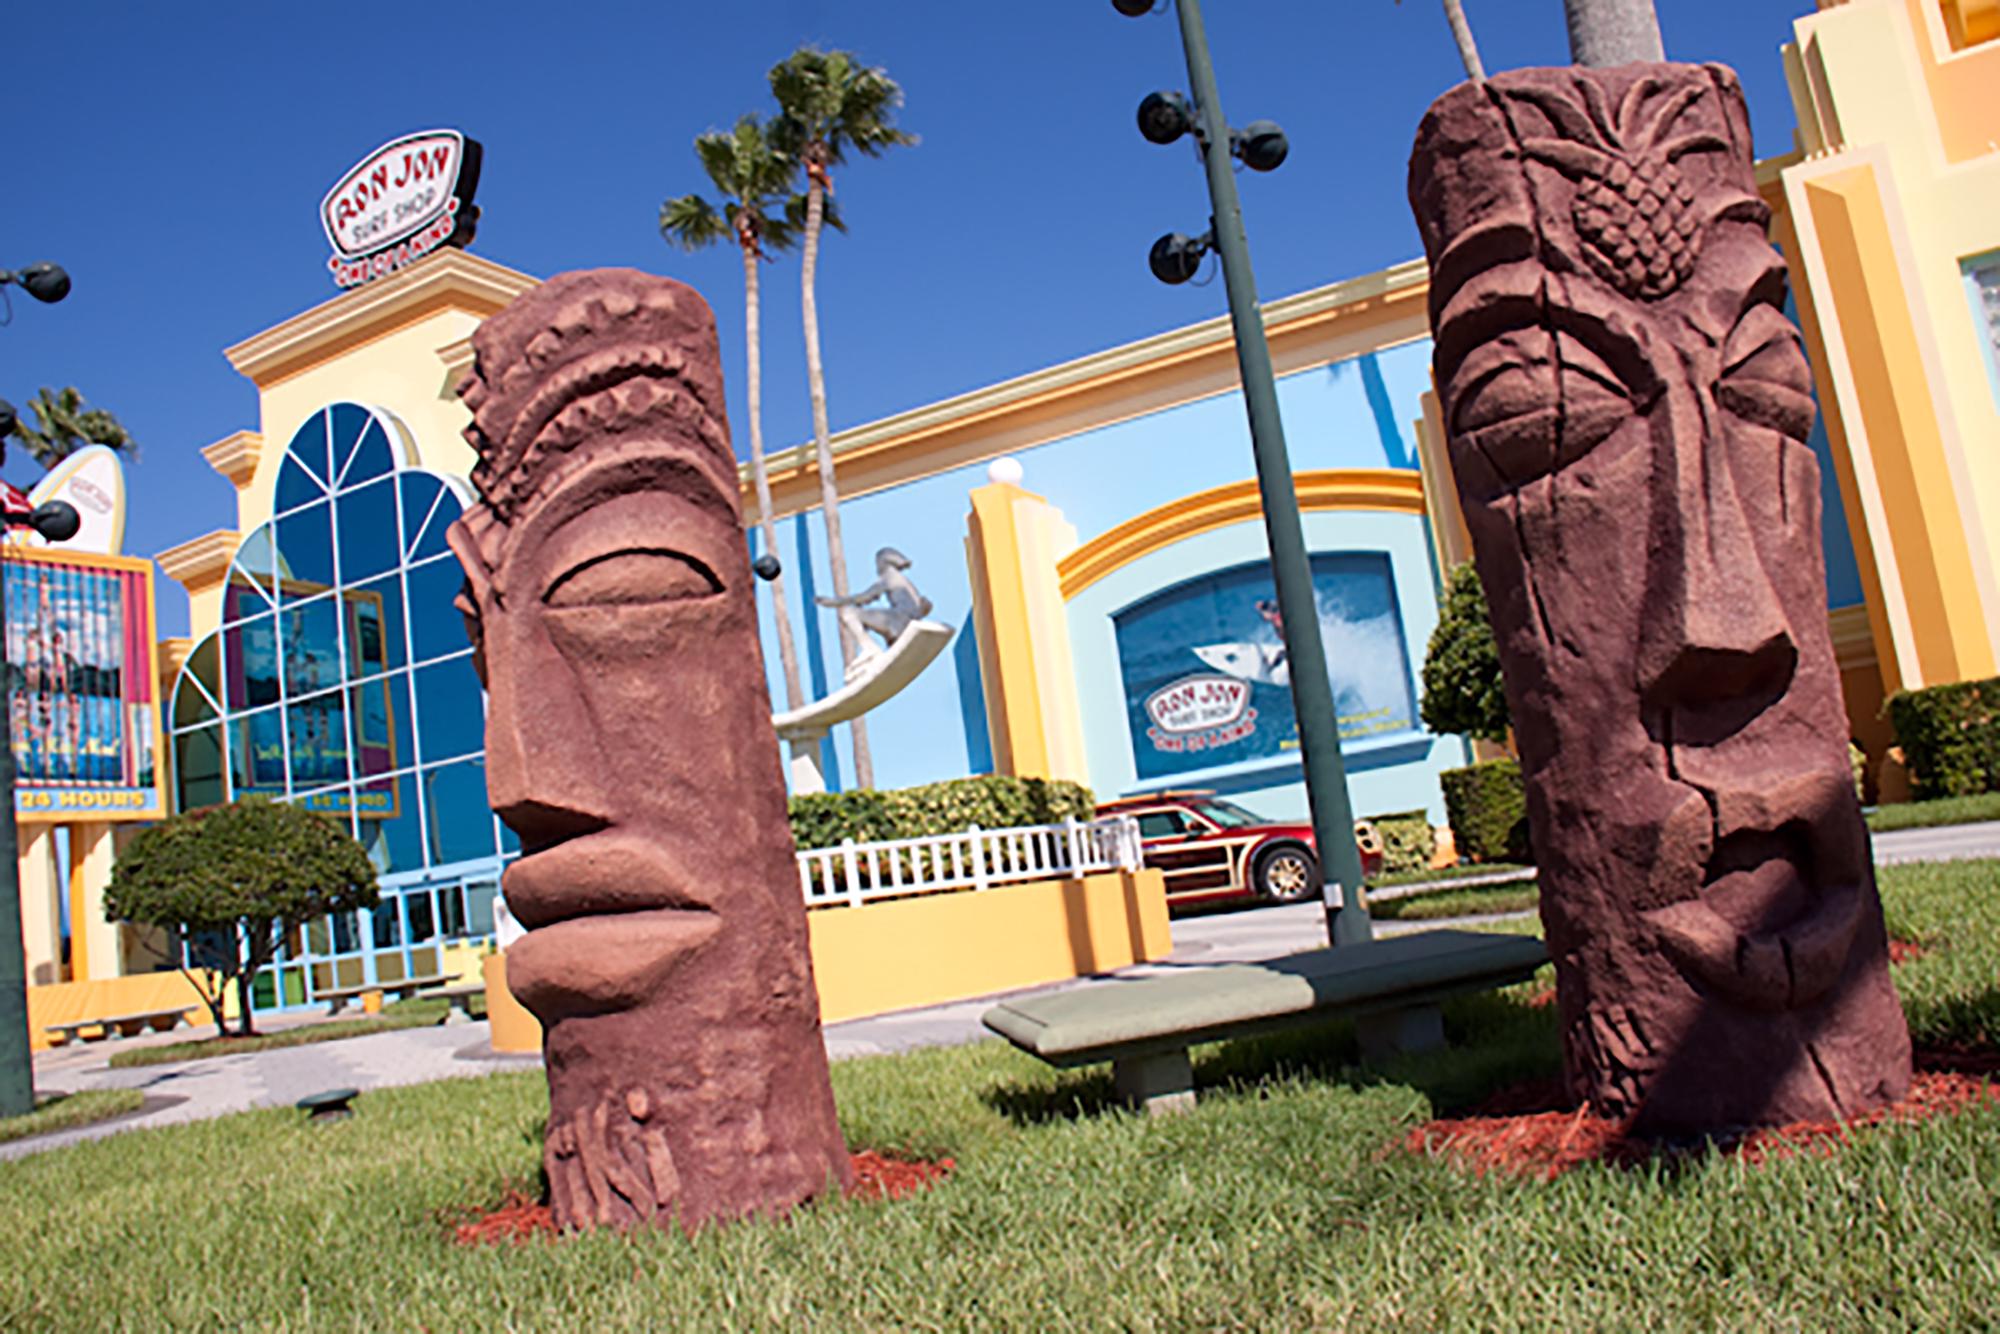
[987, 456, 1024, 486]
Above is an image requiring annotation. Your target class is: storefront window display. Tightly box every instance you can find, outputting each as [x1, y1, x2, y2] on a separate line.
[169, 402, 511, 1011]
[1113, 553, 1418, 782]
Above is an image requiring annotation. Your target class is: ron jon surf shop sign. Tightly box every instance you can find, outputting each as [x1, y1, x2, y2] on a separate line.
[321, 129, 482, 288]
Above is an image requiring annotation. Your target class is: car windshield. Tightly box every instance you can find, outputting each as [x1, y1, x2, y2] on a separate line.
[1191, 799, 1264, 828]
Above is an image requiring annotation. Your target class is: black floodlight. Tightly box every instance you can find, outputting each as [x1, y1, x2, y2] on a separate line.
[1232, 120, 1289, 172]
[4, 263, 71, 305]
[1137, 91, 1194, 146]
[752, 554, 782, 582]
[1149, 231, 1210, 285]
[28, 501, 79, 543]
[1111, 0, 1155, 15]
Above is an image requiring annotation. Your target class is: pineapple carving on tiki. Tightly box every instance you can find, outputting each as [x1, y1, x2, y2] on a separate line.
[448, 269, 851, 1229]
[1408, 65, 1911, 1133]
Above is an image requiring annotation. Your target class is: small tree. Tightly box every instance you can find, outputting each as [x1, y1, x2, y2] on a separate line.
[1420, 562, 1511, 744]
[6, 386, 136, 467]
[104, 797, 378, 1035]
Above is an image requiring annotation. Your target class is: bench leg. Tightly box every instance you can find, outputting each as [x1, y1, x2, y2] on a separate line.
[1112, 1049, 1196, 1117]
[1356, 1004, 1445, 1063]
[443, 1000, 471, 1026]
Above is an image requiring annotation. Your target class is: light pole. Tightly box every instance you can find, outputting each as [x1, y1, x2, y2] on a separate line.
[0, 259, 83, 1118]
[1116, 0, 1373, 946]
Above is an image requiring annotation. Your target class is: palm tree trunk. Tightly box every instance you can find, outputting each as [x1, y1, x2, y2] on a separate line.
[1442, 1, 1486, 82]
[800, 170, 875, 788]
[744, 244, 806, 711]
[1561, 0, 1664, 66]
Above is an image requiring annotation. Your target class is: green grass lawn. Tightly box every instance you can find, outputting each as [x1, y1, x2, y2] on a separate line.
[104, 997, 461, 1069]
[3, 862, 1996, 1330]
[0, 1089, 144, 1146]
[1867, 790, 2000, 833]
[1367, 860, 1533, 889]
[1370, 880, 1540, 921]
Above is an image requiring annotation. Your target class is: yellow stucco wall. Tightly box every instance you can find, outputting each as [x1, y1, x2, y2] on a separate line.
[806, 868, 1172, 1025]
[1782, 1, 2000, 692]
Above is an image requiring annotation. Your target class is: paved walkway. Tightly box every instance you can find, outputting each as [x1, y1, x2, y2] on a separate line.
[13, 823, 1988, 1162]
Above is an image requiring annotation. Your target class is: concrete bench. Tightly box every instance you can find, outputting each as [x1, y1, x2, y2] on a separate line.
[44, 1005, 199, 1047]
[319, 972, 457, 1016]
[982, 929, 1549, 1115]
[418, 982, 485, 1025]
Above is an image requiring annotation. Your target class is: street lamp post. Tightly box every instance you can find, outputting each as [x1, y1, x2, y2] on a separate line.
[1117, 0, 1373, 946]
[0, 259, 83, 1119]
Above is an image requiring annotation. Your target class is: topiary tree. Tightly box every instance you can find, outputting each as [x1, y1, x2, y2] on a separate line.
[1420, 562, 1511, 744]
[104, 797, 379, 1035]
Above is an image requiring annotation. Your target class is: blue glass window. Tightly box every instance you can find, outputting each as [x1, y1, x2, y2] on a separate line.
[223, 616, 279, 711]
[335, 477, 399, 584]
[405, 556, 470, 664]
[411, 654, 483, 765]
[274, 412, 329, 513]
[276, 502, 335, 598]
[334, 415, 395, 489]
[229, 522, 279, 608]
[345, 575, 406, 677]
[424, 759, 496, 866]
[358, 772, 423, 874]
[280, 597, 342, 698]
[287, 687, 350, 790]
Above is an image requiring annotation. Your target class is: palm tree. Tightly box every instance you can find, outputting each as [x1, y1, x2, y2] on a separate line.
[6, 386, 135, 469]
[661, 114, 810, 711]
[1562, 0, 1663, 65]
[1398, 2, 1485, 82]
[769, 46, 916, 790]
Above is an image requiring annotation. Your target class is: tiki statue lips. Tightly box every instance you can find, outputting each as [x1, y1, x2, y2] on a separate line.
[1645, 771, 1871, 1012]
[502, 833, 721, 1021]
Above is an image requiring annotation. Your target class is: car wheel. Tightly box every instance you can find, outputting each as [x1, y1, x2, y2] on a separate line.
[1254, 845, 1318, 904]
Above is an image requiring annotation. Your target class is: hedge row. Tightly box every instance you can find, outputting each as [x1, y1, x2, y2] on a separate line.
[1439, 759, 1532, 865]
[788, 775, 1097, 850]
[1365, 809, 1436, 876]
[1885, 677, 2000, 801]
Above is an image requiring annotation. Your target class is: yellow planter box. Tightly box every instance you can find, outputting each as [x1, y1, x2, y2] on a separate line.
[806, 868, 1172, 1025]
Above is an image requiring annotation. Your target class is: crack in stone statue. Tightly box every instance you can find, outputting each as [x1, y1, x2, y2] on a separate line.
[448, 268, 852, 1229]
[1408, 64, 1910, 1134]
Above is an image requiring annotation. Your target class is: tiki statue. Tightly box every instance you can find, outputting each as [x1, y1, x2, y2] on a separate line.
[448, 269, 851, 1228]
[1408, 65, 1910, 1133]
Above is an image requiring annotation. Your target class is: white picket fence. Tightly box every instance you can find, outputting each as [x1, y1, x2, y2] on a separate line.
[796, 815, 1145, 910]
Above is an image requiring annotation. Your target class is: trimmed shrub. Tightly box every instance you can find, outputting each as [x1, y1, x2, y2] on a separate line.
[1365, 809, 1435, 875]
[1420, 562, 1510, 744]
[789, 775, 1096, 850]
[1885, 677, 2000, 801]
[1439, 759, 1531, 865]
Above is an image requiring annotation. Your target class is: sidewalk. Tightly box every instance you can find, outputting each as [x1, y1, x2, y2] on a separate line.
[3, 902, 1530, 1161]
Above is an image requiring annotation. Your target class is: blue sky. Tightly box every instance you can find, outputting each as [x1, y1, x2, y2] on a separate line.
[6, 1, 1816, 637]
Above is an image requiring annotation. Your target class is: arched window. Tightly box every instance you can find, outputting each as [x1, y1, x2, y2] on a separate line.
[168, 403, 508, 1008]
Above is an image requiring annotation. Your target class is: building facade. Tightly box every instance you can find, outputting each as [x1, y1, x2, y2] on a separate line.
[24, 0, 1997, 1024]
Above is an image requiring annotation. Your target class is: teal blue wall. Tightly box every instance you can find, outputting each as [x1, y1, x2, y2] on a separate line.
[748, 328, 1867, 817]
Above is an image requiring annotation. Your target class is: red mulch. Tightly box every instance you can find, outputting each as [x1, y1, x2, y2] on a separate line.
[1404, 1049, 1999, 1181]
[452, 1150, 953, 1246]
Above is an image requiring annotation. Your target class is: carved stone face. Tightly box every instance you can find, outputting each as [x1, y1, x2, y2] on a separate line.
[450, 269, 849, 1228]
[1410, 65, 1909, 1132]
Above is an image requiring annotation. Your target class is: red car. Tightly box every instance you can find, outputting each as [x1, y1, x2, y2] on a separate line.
[1096, 791, 1385, 912]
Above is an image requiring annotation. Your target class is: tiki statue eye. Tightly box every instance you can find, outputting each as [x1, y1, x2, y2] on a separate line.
[543, 549, 721, 608]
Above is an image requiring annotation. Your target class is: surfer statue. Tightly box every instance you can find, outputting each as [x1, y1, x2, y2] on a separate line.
[816, 547, 933, 681]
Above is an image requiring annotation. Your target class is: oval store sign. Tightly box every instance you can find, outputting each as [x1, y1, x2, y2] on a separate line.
[1144, 674, 1257, 755]
[320, 129, 482, 288]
